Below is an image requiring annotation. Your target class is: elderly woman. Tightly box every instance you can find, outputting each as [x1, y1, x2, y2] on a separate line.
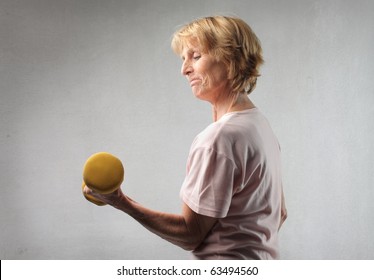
[84, 15, 287, 260]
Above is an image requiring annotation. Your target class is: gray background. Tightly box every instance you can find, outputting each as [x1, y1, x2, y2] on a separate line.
[1, 0, 373, 259]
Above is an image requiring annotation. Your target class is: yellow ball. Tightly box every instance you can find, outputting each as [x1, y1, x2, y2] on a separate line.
[83, 152, 124, 194]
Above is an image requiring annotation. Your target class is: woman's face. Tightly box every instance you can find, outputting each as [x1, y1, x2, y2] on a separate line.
[180, 41, 229, 104]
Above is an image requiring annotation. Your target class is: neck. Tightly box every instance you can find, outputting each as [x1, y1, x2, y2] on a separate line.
[212, 93, 255, 121]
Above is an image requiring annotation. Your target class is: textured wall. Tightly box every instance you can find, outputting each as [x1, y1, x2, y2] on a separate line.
[1, 0, 373, 259]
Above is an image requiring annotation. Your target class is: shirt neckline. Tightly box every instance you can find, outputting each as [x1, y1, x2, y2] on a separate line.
[221, 107, 258, 119]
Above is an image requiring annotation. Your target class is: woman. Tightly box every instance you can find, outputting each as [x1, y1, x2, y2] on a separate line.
[84, 15, 287, 260]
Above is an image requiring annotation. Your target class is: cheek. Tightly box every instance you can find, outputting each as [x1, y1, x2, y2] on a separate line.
[208, 67, 228, 86]
[196, 59, 228, 88]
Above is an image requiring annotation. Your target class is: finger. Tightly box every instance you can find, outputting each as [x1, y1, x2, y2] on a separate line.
[82, 183, 106, 206]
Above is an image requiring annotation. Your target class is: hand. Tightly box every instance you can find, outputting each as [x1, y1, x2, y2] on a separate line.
[83, 185, 126, 209]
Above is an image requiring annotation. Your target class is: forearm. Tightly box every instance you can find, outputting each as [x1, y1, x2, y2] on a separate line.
[83, 186, 215, 250]
[114, 195, 200, 250]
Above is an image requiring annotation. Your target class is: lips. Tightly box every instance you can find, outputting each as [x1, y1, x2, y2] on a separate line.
[189, 77, 201, 86]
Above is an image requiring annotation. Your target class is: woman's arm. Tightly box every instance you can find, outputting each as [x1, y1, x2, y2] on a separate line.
[83, 187, 217, 250]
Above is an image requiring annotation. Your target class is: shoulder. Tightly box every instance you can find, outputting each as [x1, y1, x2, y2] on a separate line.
[192, 117, 234, 152]
[188, 112, 247, 163]
[190, 108, 278, 159]
[194, 108, 263, 147]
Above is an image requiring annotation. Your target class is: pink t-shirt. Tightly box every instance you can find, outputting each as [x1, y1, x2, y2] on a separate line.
[180, 108, 283, 259]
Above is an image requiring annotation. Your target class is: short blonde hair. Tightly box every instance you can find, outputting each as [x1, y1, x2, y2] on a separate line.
[171, 16, 264, 94]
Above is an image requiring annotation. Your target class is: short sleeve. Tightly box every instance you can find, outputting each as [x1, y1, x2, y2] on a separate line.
[180, 147, 237, 218]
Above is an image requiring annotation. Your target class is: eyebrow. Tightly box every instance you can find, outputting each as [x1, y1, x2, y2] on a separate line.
[181, 48, 201, 58]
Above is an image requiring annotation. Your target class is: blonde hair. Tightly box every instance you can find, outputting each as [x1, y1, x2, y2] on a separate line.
[171, 16, 264, 94]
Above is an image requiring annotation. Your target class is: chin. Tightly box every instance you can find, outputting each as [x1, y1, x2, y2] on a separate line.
[193, 92, 206, 102]
[192, 88, 207, 100]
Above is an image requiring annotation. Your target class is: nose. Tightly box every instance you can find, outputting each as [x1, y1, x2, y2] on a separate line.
[181, 59, 193, 76]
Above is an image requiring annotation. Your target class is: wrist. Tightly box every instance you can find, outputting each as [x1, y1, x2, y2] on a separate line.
[111, 194, 132, 213]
